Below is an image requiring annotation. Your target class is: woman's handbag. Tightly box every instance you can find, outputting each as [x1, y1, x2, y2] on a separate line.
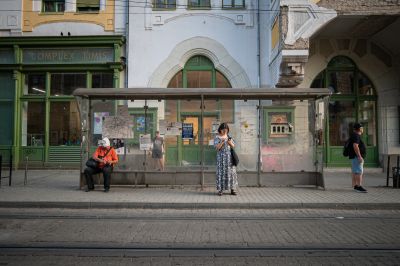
[85, 148, 112, 169]
[231, 147, 239, 166]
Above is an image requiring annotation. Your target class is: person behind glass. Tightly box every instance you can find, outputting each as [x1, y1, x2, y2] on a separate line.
[84, 137, 118, 193]
[349, 123, 367, 193]
[152, 131, 165, 171]
[214, 122, 238, 196]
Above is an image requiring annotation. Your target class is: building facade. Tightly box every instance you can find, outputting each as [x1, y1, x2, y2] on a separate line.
[126, 0, 276, 171]
[272, 0, 400, 167]
[0, 0, 125, 167]
[1, 0, 399, 173]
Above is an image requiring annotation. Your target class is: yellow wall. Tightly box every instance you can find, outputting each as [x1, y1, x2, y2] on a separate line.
[22, 0, 115, 32]
[271, 17, 279, 49]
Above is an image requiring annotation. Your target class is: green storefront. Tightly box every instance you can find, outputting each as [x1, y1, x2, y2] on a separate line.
[0, 36, 125, 168]
[311, 56, 379, 167]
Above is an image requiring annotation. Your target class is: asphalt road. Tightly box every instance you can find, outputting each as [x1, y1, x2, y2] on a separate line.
[0, 208, 399, 265]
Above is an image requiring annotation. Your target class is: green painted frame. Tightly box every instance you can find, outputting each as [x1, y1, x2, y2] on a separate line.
[179, 111, 220, 165]
[187, 0, 211, 9]
[222, 0, 246, 9]
[166, 55, 232, 166]
[0, 36, 124, 167]
[263, 106, 295, 144]
[42, 0, 66, 13]
[312, 56, 378, 167]
[128, 108, 158, 144]
[152, 0, 177, 10]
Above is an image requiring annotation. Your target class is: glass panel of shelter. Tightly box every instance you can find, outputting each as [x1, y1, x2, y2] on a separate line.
[260, 100, 320, 172]
[79, 95, 326, 178]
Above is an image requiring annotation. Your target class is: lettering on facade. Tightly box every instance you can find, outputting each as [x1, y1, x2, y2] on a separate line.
[22, 48, 113, 64]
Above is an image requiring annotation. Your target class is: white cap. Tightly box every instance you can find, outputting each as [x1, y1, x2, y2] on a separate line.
[99, 137, 110, 147]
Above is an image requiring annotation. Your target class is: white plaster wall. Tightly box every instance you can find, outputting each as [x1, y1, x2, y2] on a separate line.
[125, 1, 279, 170]
[128, 1, 264, 88]
[114, 0, 127, 34]
[233, 101, 259, 171]
[0, 0, 22, 35]
[259, 0, 273, 87]
[269, 52, 281, 88]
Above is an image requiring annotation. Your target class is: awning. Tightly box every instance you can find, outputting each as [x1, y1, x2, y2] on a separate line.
[73, 88, 331, 100]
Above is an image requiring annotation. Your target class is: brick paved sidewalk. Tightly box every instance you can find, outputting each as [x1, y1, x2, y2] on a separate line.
[0, 169, 398, 209]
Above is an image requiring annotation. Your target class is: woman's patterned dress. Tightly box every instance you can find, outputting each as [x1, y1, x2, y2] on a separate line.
[214, 135, 238, 192]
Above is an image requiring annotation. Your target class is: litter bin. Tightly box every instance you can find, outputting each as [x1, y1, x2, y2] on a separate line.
[393, 167, 400, 188]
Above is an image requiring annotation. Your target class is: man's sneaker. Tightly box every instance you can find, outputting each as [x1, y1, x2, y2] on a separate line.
[354, 185, 367, 193]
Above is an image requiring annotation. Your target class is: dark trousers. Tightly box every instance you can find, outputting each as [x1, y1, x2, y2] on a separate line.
[84, 165, 112, 189]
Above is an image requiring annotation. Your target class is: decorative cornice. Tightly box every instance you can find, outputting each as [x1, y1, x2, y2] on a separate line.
[276, 50, 309, 88]
[0, 35, 126, 46]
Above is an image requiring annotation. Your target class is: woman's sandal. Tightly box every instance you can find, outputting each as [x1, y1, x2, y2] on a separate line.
[231, 189, 237, 195]
[217, 191, 223, 196]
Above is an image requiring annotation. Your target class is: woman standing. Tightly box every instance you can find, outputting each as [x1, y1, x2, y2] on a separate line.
[152, 131, 165, 171]
[214, 123, 238, 196]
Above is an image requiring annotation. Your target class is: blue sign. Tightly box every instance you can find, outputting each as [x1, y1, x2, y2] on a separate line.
[182, 123, 193, 139]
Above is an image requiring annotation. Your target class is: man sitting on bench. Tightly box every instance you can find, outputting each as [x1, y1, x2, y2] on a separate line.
[84, 137, 118, 193]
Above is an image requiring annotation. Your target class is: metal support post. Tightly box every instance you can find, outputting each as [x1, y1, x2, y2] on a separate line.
[257, 100, 261, 187]
[144, 101, 148, 173]
[8, 152, 12, 186]
[387, 155, 391, 187]
[143, 101, 148, 187]
[200, 95, 205, 190]
[397, 155, 400, 188]
[24, 156, 28, 186]
[0, 155, 2, 188]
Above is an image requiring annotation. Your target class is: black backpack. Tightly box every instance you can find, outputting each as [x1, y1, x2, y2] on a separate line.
[343, 138, 351, 157]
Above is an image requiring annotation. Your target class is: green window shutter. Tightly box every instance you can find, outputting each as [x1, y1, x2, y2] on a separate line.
[0, 72, 14, 99]
[77, 0, 100, 8]
[0, 72, 14, 145]
[0, 102, 13, 145]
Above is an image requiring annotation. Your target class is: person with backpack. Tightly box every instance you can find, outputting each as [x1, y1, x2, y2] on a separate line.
[347, 123, 367, 193]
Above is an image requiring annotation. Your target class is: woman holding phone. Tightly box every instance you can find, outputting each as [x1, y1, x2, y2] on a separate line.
[214, 122, 238, 196]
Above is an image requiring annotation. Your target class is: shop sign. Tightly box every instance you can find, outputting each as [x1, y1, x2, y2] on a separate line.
[0, 49, 14, 64]
[159, 120, 182, 136]
[22, 47, 114, 64]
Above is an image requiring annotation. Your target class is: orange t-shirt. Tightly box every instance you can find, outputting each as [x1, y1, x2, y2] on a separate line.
[93, 147, 118, 168]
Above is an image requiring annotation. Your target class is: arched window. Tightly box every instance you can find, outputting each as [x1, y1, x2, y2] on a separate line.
[168, 56, 231, 89]
[167, 55, 233, 120]
[165, 55, 233, 166]
[311, 56, 378, 166]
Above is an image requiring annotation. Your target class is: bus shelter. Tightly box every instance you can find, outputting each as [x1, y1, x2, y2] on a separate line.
[73, 88, 331, 189]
